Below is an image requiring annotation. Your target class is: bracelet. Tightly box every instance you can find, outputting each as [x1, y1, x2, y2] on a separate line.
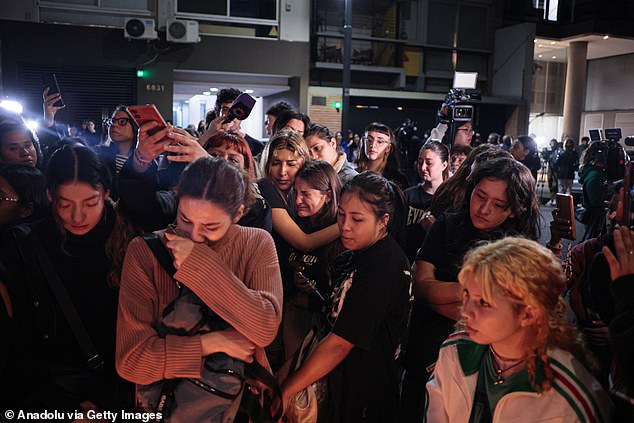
[134, 149, 152, 167]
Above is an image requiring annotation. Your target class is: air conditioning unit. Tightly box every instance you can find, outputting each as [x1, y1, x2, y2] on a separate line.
[124, 17, 158, 40]
[167, 19, 201, 43]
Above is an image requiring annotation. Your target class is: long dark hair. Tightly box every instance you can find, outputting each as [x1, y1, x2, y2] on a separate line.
[463, 157, 541, 240]
[293, 161, 341, 228]
[430, 144, 503, 216]
[356, 122, 400, 180]
[0, 123, 44, 170]
[0, 164, 48, 221]
[177, 156, 254, 219]
[342, 171, 407, 250]
[419, 140, 450, 180]
[45, 145, 133, 287]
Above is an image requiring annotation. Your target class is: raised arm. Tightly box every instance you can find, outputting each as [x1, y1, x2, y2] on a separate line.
[272, 208, 339, 252]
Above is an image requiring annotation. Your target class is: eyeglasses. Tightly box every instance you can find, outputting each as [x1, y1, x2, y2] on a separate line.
[457, 128, 474, 134]
[363, 137, 390, 146]
[106, 117, 131, 127]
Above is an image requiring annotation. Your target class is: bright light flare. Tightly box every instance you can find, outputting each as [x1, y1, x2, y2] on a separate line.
[25, 120, 39, 131]
[0, 100, 23, 114]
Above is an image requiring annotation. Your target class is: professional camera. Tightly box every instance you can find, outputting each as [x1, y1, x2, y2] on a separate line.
[587, 128, 627, 181]
[440, 88, 481, 124]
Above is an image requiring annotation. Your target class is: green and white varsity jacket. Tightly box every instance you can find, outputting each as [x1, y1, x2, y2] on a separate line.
[424, 331, 612, 423]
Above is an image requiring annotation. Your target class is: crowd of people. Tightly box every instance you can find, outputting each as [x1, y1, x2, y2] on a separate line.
[0, 86, 631, 422]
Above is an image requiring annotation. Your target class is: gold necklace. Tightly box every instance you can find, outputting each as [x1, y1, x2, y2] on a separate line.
[489, 345, 525, 385]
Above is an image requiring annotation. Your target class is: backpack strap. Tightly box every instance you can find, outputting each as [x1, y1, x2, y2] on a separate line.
[11, 224, 104, 371]
[238, 361, 283, 422]
[142, 233, 177, 279]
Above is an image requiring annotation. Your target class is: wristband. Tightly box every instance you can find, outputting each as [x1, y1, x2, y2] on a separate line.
[134, 149, 152, 166]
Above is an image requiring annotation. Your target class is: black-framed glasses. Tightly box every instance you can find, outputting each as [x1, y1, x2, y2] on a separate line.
[106, 117, 131, 127]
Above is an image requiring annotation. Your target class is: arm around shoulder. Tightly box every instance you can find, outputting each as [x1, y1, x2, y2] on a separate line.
[271, 208, 339, 252]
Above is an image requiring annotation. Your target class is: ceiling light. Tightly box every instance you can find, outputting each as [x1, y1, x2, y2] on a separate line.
[538, 54, 543, 58]
[552, 56, 557, 59]
[538, 44, 543, 48]
[185, 100, 190, 103]
[534, 39, 537, 43]
[210, 87, 218, 91]
[203, 91, 211, 96]
[245, 89, 254, 94]
[550, 41, 556, 45]
[603, 35, 609, 40]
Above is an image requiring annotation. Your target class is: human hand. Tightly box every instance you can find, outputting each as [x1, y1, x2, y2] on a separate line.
[202, 328, 256, 362]
[164, 231, 195, 270]
[420, 211, 436, 231]
[602, 226, 634, 281]
[582, 321, 610, 347]
[164, 128, 208, 163]
[549, 208, 573, 244]
[42, 87, 65, 127]
[136, 122, 170, 164]
[293, 267, 318, 295]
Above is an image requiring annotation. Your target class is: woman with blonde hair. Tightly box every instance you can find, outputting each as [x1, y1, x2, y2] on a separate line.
[425, 237, 611, 422]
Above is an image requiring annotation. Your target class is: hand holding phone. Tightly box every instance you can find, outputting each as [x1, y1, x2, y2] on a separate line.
[42, 73, 65, 108]
[555, 193, 576, 240]
[127, 105, 167, 136]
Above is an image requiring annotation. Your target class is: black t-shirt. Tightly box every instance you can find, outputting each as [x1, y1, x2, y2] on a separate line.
[328, 235, 412, 422]
[404, 184, 433, 262]
[405, 212, 508, 377]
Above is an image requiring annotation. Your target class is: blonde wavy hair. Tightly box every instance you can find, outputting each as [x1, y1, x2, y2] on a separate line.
[457, 237, 593, 392]
[261, 130, 310, 178]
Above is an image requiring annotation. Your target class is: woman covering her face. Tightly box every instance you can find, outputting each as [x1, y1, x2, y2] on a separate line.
[116, 157, 283, 421]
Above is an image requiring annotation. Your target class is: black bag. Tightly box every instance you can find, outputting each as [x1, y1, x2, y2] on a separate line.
[138, 233, 281, 423]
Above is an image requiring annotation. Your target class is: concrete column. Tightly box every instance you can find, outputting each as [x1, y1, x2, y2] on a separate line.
[562, 41, 588, 143]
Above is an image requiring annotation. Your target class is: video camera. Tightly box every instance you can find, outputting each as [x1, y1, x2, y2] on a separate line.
[442, 88, 480, 123]
[588, 128, 627, 181]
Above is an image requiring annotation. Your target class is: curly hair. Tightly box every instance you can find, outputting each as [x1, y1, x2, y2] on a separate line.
[458, 237, 595, 392]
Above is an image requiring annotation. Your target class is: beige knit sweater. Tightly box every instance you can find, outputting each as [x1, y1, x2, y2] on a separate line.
[115, 225, 283, 385]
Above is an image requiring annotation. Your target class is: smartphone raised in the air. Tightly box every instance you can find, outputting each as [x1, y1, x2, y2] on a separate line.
[42, 73, 65, 108]
[555, 193, 576, 240]
[126, 104, 167, 135]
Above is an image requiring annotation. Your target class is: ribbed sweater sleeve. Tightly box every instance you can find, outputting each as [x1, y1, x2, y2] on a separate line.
[116, 236, 203, 384]
[174, 226, 283, 348]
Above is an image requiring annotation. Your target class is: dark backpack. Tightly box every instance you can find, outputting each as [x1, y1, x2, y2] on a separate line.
[138, 233, 281, 423]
